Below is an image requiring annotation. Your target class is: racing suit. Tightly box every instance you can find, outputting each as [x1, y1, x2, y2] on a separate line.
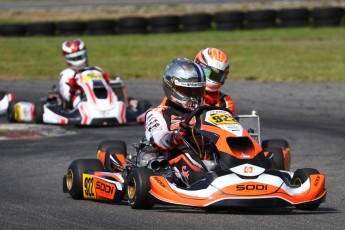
[204, 91, 237, 116]
[145, 99, 207, 185]
[58, 66, 109, 108]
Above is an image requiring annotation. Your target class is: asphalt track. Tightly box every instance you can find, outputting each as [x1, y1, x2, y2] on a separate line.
[0, 80, 344, 230]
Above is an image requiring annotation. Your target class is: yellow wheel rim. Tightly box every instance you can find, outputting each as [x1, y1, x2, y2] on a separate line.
[66, 169, 73, 191]
[127, 178, 136, 199]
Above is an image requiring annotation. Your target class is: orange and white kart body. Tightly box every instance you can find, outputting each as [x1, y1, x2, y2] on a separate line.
[7, 69, 150, 126]
[63, 106, 326, 210]
[0, 91, 14, 116]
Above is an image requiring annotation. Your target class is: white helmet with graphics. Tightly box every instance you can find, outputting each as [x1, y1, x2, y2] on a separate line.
[62, 39, 88, 70]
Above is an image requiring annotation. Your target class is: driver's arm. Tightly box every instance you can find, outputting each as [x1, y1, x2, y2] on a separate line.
[145, 109, 177, 150]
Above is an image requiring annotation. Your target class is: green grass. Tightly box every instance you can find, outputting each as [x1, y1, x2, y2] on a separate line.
[1, 27, 345, 81]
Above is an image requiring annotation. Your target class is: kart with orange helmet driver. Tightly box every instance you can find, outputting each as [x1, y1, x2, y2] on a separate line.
[6, 69, 151, 126]
[62, 105, 326, 210]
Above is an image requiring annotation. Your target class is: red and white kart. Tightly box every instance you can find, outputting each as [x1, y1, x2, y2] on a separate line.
[0, 91, 14, 116]
[62, 106, 326, 211]
[7, 67, 151, 126]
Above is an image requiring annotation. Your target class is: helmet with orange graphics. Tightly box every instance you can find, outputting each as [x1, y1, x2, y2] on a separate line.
[194, 48, 230, 92]
[62, 39, 88, 70]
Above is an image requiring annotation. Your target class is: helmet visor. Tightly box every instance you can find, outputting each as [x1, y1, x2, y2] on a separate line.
[65, 51, 87, 62]
[202, 66, 227, 83]
[175, 85, 205, 98]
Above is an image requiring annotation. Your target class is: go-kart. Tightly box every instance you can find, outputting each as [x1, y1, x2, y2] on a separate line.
[0, 91, 14, 116]
[62, 106, 326, 210]
[7, 67, 151, 126]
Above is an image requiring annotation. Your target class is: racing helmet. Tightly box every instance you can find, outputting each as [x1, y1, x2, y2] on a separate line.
[194, 48, 230, 92]
[163, 58, 206, 111]
[62, 39, 88, 70]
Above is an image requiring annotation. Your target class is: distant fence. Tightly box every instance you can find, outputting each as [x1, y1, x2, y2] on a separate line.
[0, 7, 344, 36]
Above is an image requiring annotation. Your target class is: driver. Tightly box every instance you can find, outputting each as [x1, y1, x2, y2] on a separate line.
[143, 58, 208, 186]
[194, 48, 237, 116]
[58, 39, 110, 108]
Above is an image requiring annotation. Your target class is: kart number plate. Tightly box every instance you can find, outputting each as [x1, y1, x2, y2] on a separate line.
[83, 174, 96, 199]
[82, 73, 103, 83]
[207, 112, 238, 125]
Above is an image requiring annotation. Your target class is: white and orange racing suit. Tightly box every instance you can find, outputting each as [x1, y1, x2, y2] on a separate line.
[145, 99, 207, 185]
[204, 91, 237, 116]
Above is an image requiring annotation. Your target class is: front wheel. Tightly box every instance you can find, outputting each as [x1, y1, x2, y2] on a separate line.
[292, 168, 323, 210]
[34, 102, 44, 124]
[7, 101, 16, 123]
[127, 167, 155, 209]
[64, 159, 103, 199]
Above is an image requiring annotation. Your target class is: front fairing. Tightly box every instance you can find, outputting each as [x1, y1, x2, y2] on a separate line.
[76, 69, 118, 111]
[194, 109, 263, 160]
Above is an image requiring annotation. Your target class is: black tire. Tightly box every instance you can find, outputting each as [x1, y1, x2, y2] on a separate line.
[65, 159, 103, 199]
[311, 7, 344, 27]
[262, 139, 290, 170]
[87, 19, 116, 35]
[216, 23, 243, 30]
[117, 16, 148, 34]
[118, 28, 148, 34]
[266, 147, 285, 170]
[180, 13, 211, 32]
[313, 18, 343, 27]
[292, 168, 322, 210]
[262, 139, 289, 149]
[149, 15, 180, 33]
[278, 8, 310, 28]
[26, 22, 56, 36]
[312, 7, 344, 18]
[34, 102, 44, 124]
[0, 24, 26, 36]
[7, 101, 16, 123]
[127, 167, 155, 209]
[97, 140, 127, 155]
[56, 21, 85, 35]
[214, 11, 244, 23]
[245, 10, 277, 29]
[246, 9, 277, 21]
[214, 11, 244, 30]
[149, 15, 180, 27]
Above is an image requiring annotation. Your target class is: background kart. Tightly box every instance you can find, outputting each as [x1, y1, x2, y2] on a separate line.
[62, 106, 326, 210]
[6, 68, 151, 126]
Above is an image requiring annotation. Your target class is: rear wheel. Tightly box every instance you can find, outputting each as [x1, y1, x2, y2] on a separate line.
[65, 159, 103, 199]
[262, 139, 289, 148]
[127, 167, 155, 209]
[292, 168, 322, 210]
[97, 140, 127, 154]
[266, 147, 285, 170]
